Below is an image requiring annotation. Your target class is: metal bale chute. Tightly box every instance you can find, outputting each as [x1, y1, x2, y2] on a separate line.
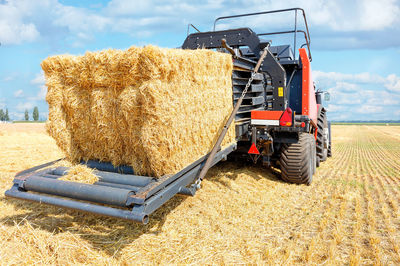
[6, 144, 236, 224]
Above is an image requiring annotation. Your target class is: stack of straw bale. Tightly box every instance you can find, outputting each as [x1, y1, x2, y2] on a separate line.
[42, 45, 235, 177]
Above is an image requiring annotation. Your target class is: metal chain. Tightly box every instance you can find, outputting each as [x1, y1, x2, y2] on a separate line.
[194, 176, 202, 189]
[241, 72, 256, 98]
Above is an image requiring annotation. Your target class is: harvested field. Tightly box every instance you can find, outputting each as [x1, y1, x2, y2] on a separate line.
[0, 123, 399, 264]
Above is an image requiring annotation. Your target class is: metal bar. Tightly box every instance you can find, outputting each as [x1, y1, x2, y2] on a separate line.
[258, 30, 311, 62]
[41, 174, 62, 179]
[95, 181, 141, 192]
[213, 8, 305, 31]
[187, 23, 200, 36]
[178, 186, 196, 196]
[287, 69, 297, 88]
[213, 8, 312, 61]
[82, 160, 134, 174]
[15, 158, 63, 178]
[5, 185, 148, 224]
[23, 176, 134, 207]
[94, 171, 153, 187]
[257, 29, 306, 36]
[52, 167, 69, 176]
[52, 166, 153, 187]
[294, 9, 297, 59]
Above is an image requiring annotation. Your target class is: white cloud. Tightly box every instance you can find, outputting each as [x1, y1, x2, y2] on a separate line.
[313, 70, 400, 120]
[356, 105, 384, 114]
[3, 75, 16, 81]
[326, 104, 346, 113]
[313, 71, 385, 85]
[53, 4, 111, 34]
[30, 72, 47, 100]
[36, 86, 47, 100]
[385, 74, 400, 92]
[16, 101, 34, 111]
[0, 1, 40, 44]
[31, 72, 45, 85]
[14, 89, 24, 98]
[1, 0, 399, 49]
[313, 70, 400, 94]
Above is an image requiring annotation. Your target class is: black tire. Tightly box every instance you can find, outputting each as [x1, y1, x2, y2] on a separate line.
[311, 135, 317, 175]
[316, 108, 328, 162]
[327, 121, 332, 157]
[280, 133, 314, 185]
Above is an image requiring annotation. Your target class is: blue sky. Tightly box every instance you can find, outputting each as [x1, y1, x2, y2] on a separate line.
[0, 0, 400, 121]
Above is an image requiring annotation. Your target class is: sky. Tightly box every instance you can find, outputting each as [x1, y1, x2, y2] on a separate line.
[0, 0, 400, 121]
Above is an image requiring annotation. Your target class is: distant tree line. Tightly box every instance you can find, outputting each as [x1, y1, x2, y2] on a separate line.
[0, 106, 40, 122]
[0, 108, 10, 121]
[24, 107, 40, 121]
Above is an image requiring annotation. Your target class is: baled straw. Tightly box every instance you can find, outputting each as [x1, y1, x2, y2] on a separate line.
[59, 164, 99, 184]
[42, 45, 235, 177]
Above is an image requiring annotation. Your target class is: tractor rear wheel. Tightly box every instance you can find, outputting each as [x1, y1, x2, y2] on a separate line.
[280, 133, 315, 185]
[316, 108, 328, 162]
[327, 121, 332, 157]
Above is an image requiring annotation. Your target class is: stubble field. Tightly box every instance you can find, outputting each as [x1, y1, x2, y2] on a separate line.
[0, 123, 399, 265]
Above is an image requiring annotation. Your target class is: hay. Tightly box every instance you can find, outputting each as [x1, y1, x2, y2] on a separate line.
[42, 45, 235, 177]
[58, 164, 99, 184]
[2, 124, 400, 264]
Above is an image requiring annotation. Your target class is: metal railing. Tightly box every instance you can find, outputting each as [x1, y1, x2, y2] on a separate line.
[213, 8, 312, 61]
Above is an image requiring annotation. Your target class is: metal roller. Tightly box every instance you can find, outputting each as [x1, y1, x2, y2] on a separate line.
[95, 181, 141, 192]
[94, 171, 153, 187]
[5, 185, 148, 223]
[24, 176, 133, 207]
[52, 167, 153, 187]
[81, 160, 134, 174]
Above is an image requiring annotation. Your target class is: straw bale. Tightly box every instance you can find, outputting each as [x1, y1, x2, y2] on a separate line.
[59, 164, 99, 184]
[42, 45, 234, 177]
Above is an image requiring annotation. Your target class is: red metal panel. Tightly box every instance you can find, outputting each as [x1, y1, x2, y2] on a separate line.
[251, 110, 283, 120]
[299, 48, 318, 124]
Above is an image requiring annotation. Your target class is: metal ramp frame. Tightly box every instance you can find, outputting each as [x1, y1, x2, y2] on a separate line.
[5, 144, 236, 224]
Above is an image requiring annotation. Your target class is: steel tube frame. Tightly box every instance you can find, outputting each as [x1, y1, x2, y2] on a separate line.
[82, 160, 134, 174]
[24, 176, 134, 207]
[213, 8, 312, 61]
[257, 30, 312, 62]
[5, 185, 148, 223]
[52, 166, 153, 187]
[5, 144, 237, 224]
